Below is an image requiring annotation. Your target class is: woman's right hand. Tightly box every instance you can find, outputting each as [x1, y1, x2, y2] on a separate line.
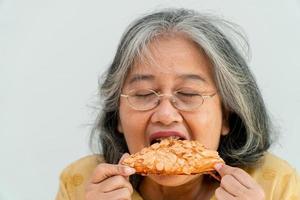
[85, 154, 136, 200]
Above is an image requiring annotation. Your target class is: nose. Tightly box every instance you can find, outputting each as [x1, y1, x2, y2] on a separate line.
[150, 96, 183, 125]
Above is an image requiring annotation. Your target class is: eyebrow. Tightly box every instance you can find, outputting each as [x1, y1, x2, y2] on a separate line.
[128, 74, 155, 84]
[127, 73, 207, 85]
[177, 74, 207, 83]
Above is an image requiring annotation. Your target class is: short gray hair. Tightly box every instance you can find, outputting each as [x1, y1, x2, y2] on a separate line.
[90, 8, 272, 186]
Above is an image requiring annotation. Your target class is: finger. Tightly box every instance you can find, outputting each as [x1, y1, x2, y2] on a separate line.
[119, 153, 132, 181]
[214, 163, 256, 188]
[99, 175, 133, 194]
[220, 174, 248, 197]
[118, 153, 130, 165]
[91, 163, 135, 184]
[102, 187, 131, 200]
[215, 187, 235, 200]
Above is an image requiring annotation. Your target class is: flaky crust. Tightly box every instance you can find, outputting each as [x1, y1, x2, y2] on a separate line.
[122, 137, 224, 175]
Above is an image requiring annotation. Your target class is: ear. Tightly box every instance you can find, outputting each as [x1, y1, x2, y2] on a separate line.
[221, 111, 230, 136]
[117, 119, 123, 133]
[221, 121, 230, 136]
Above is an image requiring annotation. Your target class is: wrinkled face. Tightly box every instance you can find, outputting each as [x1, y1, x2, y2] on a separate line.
[118, 35, 229, 186]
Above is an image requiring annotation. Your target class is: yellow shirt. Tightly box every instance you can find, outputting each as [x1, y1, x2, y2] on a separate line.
[55, 153, 299, 200]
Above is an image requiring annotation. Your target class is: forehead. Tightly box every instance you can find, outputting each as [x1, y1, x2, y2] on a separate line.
[125, 35, 215, 86]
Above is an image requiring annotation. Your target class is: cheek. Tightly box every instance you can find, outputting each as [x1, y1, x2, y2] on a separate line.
[119, 103, 148, 153]
[186, 107, 223, 150]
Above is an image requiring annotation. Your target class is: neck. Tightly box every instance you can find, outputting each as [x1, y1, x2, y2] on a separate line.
[139, 175, 217, 200]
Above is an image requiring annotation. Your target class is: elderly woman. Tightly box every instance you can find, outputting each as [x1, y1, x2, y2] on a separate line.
[56, 8, 299, 200]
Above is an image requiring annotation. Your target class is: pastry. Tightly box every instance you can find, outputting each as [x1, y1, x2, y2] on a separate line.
[122, 137, 224, 179]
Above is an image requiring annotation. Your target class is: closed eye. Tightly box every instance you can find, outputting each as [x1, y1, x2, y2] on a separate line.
[134, 93, 155, 97]
[176, 92, 200, 97]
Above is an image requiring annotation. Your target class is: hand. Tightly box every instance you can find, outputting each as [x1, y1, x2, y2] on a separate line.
[214, 163, 265, 200]
[85, 153, 135, 200]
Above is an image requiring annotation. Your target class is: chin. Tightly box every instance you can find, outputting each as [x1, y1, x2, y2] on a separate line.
[148, 174, 201, 187]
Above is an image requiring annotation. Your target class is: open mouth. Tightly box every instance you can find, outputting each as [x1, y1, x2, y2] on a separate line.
[150, 135, 186, 145]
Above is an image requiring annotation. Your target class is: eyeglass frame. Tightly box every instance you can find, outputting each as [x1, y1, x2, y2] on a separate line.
[120, 89, 217, 111]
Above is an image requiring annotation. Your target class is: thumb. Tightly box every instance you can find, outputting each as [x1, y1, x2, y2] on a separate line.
[118, 153, 133, 181]
[214, 163, 237, 178]
[118, 153, 131, 165]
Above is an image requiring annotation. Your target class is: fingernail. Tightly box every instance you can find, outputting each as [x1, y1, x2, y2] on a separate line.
[124, 167, 136, 175]
[214, 163, 223, 170]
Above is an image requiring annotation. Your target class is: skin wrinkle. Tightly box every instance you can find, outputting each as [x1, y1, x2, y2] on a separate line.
[127, 73, 207, 87]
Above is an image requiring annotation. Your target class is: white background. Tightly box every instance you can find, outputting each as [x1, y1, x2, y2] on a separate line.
[0, 0, 299, 199]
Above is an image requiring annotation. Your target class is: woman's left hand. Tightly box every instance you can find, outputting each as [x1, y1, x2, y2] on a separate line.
[214, 163, 265, 200]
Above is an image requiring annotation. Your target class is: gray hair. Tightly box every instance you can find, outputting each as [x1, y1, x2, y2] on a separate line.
[90, 8, 272, 187]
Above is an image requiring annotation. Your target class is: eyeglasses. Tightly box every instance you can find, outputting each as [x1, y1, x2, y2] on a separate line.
[120, 89, 217, 111]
